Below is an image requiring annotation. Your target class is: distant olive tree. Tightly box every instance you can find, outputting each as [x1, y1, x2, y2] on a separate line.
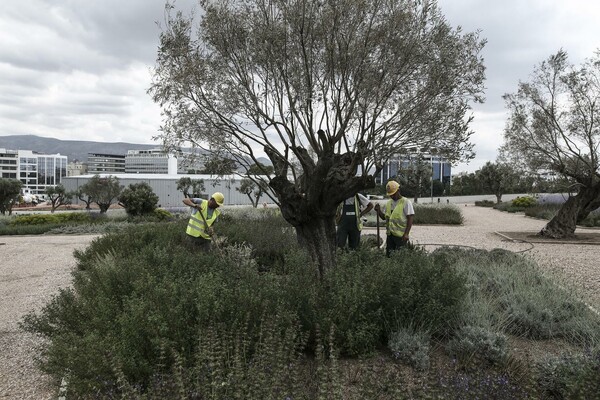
[0, 178, 22, 215]
[81, 175, 122, 213]
[477, 161, 517, 204]
[176, 177, 206, 198]
[45, 185, 73, 213]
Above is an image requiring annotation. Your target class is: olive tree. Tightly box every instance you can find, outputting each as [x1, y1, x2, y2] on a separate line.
[150, 0, 485, 275]
[477, 161, 517, 204]
[503, 50, 600, 238]
[45, 185, 73, 213]
[0, 178, 22, 215]
[81, 175, 123, 214]
[176, 177, 206, 198]
[118, 182, 159, 216]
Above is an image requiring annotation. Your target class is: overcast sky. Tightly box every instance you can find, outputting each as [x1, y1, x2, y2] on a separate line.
[1, 1, 599, 173]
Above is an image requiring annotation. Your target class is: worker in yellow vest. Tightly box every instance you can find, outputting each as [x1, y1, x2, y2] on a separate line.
[374, 180, 414, 256]
[183, 192, 224, 250]
[336, 193, 374, 250]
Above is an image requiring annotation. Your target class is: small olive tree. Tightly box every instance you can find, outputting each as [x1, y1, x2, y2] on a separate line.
[45, 185, 73, 213]
[81, 175, 123, 214]
[0, 178, 22, 215]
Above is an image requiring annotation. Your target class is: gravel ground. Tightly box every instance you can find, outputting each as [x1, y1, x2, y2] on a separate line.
[1, 206, 599, 398]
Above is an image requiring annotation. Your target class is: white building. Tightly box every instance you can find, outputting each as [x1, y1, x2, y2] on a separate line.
[62, 174, 270, 208]
[0, 148, 67, 195]
[125, 149, 177, 174]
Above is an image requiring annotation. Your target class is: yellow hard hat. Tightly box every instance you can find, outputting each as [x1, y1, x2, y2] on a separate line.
[211, 192, 224, 206]
[386, 180, 400, 196]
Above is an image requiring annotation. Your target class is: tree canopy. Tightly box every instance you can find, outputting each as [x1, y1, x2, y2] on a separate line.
[0, 178, 22, 215]
[503, 50, 600, 237]
[151, 0, 485, 273]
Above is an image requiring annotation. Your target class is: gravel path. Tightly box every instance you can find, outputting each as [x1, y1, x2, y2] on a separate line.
[0, 234, 98, 400]
[1, 207, 599, 398]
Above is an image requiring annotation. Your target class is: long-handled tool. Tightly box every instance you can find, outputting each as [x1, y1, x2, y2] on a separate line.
[376, 211, 381, 249]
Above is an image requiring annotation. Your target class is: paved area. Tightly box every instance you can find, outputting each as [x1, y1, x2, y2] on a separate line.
[1, 206, 599, 398]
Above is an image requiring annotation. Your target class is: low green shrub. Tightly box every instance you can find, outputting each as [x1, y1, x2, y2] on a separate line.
[475, 200, 495, 207]
[535, 349, 600, 399]
[388, 327, 430, 371]
[524, 203, 560, 220]
[445, 325, 508, 368]
[413, 204, 463, 225]
[10, 212, 91, 226]
[493, 202, 527, 213]
[433, 248, 600, 346]
[511, 196, 537, 208]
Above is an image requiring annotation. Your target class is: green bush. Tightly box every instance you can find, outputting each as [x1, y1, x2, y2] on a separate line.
[524, 203, 560, 220]
[493, 201, 527, 213]
[511, 196, 537, 208]
[445, 325, 508, 368]
[535, 350, 600, 399]
[10, 212, 91, 226]
[118, 182, 159, 217]
[475, 200, 495, 207]
[413, 204, 463, 225]
[388, 327, 430, 371]
[433, 248, 600, 346]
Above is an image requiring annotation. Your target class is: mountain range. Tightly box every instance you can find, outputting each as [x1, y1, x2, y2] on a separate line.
[0, 135, 159, 163]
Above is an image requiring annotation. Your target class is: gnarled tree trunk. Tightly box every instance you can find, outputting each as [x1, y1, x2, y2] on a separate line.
[540, 183, 600, 238]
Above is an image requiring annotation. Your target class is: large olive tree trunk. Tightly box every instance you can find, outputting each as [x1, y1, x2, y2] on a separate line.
[540, 183, 600, 238]
[267, 147, 376, 278]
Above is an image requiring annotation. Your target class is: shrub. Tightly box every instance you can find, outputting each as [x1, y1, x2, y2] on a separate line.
[10, 212, 91, 226]
[511, 196, 537, 208]
[445, 325, 508, 368]
[388, 327, 430, 371]
[535, 349, 600, 399]
[432, 247, 600, 346]
[475, 200, 495, 207]
[413, 204, 463, 225]
[118, 182, 159, 217]
[323, 248, 467, 355]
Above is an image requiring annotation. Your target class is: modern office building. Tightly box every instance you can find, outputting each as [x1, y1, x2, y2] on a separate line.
[125, 149, 177, 174]
[87, 153, 126, 174]
[0, 148, 67, 195]
[377, 154, 451, 185]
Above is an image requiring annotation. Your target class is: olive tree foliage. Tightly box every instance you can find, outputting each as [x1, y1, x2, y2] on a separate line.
[0, 178, 22, 215]
[45, 185, 73, 213]
[80, 175, 123, 214]
[118, 182, 160, 217]
[176, 177, 206, 198]
[477, 161, 517, 204]
[396, 154, 432, 203]
[150, 0, 485, 274]
[503, 50, 600, 238]
[238, 162, 275, 207]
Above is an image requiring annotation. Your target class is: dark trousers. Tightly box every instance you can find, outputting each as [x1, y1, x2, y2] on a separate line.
[187, 234, 211, 252]
[386, 235, 409, 257]
[337, 217, 361, 250]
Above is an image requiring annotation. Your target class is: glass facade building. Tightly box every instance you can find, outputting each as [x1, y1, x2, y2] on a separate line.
[0, 149, 67, 195]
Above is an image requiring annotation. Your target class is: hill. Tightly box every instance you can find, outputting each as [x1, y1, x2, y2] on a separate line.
[0, 134, 272, 168]
[0, 135, 157, 163]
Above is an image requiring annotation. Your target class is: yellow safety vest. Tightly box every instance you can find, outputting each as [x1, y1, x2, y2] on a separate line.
[186, 199, 220, 240]
[385, 197, 407, 238]
[336, 195, 363, 231]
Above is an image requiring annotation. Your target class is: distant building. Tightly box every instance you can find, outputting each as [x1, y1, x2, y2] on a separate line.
[0, 148, 67, 195]
[87, 153, 126, 174]
[377, 153, 451, 185]
[67, 160, 87, 177]
[125, 149, 177, 174]
[62, 174, 264, 208]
